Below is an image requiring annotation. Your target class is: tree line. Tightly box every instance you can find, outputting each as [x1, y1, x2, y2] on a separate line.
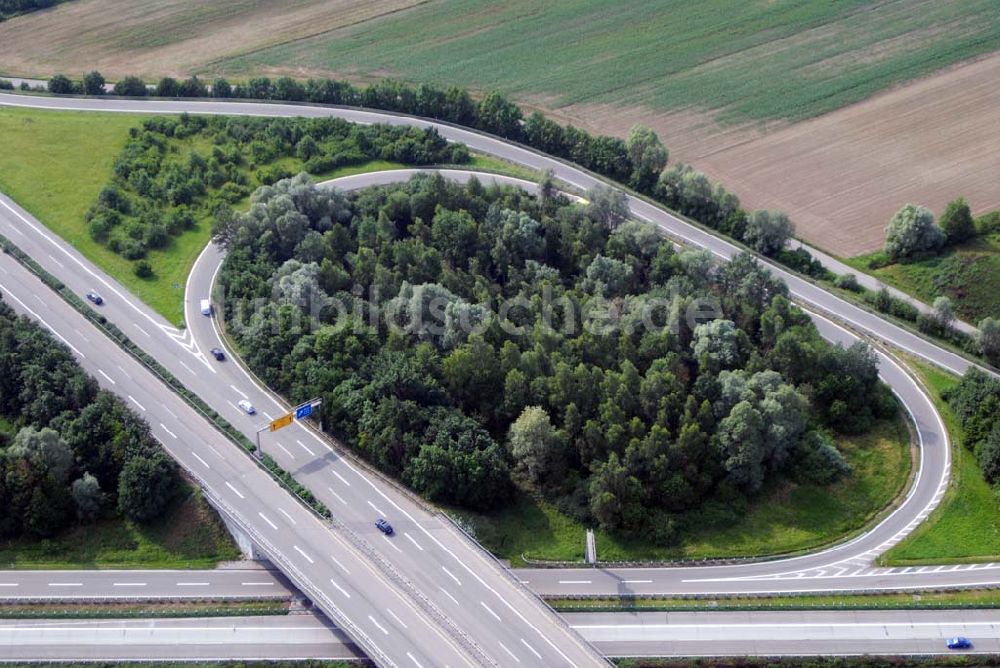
[947, 370, 1000, 486]
[215, 173, 894, 541]
[0, 298, 179, 538]
[35, 71, 806, 270]
[84, 113, 466, 271]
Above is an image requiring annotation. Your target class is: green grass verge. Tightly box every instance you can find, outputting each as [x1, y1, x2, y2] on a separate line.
[881, 360, 1000, 565]
[219, 0, 1000, 125]
[456, 417, 911, 566]
[0, 600, 288, 619]
[0, 107, 538, 325]
[550, 588, 1000, 612]
[0, 482, 240, 569]
[845, 234, 1000, 324]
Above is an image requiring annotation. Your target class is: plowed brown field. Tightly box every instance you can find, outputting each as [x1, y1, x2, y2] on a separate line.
[0, 0, 425, 79]
[689, 54, 1000, 256]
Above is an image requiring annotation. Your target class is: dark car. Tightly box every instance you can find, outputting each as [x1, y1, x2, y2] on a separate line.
[375, 518, 394, 536]
[946, 636, 972, 650]
[86, 291, 103, 305]
[209, 347, 225, 361]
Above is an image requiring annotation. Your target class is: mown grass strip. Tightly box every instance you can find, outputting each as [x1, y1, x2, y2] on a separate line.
[550, 588, 1000, 613]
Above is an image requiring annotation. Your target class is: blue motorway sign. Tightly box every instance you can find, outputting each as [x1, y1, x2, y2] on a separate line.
[295, 403, 313, 419]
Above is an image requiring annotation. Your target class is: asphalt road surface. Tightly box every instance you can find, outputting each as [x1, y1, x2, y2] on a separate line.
[1, 611, 997, 660]
[0, 569, 292, 601]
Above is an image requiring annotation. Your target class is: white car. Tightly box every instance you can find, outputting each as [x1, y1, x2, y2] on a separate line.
[237, 399, 256, 415]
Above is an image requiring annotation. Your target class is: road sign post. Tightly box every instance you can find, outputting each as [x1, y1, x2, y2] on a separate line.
[254, 399, 322, 459]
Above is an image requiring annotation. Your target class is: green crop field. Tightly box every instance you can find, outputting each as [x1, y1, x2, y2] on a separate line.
[455, 416, 911, 565]
[846, 234, 1000, 324]
[218, 0, 1000, 125]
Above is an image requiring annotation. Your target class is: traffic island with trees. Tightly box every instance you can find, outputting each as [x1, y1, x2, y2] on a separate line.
[213, 173, 908, 558]
[0, 297, 237, 567]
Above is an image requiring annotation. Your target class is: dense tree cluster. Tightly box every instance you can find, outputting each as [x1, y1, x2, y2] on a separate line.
[217, 174, 894, 539]
[0, 300, 178, 538]
[84, 113, 466, 268]
[946, 370, 1000, 484]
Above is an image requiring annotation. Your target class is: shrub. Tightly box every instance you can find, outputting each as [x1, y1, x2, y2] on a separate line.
[940, 197, 975, 245]
[883, 204, 945, 260]
[834, 273, 861, 292]
[133, 259, 153, 278]
[48, 74, 75, 95]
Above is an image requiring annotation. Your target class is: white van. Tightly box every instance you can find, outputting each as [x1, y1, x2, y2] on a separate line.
[200, 299, 212, 316]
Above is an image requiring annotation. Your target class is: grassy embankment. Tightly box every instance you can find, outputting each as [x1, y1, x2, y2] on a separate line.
[0, 481, 240, 569]
[456, 417, 911, 566]
[0, 107, 537, 324]
[222, 0, 1000, 124]
[845, 234, 1000, 325]
[881, 360, 1000, 565]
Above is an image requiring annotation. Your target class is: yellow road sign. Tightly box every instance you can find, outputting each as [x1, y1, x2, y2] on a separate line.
[270, 413, 294, 432]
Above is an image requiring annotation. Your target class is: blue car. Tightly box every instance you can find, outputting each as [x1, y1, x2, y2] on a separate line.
[946, 636, 972, 650]
[375, 518, 394, 536]
[86, 291, 103, 305]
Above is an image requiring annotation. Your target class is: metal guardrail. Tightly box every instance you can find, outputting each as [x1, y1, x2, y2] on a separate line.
[439, 513, 611, 667]
[196, 480, 396, 667]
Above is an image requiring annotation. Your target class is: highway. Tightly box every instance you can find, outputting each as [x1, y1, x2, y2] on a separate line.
[0, 242, 489, 666]
[0, 92, 996, 662]
[0, 569, 292, 601]
[1, 611, 997, 660]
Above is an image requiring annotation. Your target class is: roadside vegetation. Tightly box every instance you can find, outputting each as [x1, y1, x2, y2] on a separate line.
[0, 107, 496, 324]
[216, 172, 902, 553]
[0, 299, 237, 566]
[882, 361, 1000, 565]
[846, 199, 1000, 361]
[21, 70, 996, 369]
[459, 417, 909, 564]
[0, 599, 286, 619]
[0, 483, 239, 569]
[551, 588, 1000, 612]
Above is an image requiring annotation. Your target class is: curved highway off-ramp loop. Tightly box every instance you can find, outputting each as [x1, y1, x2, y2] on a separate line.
[188, 168, 953, 586]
